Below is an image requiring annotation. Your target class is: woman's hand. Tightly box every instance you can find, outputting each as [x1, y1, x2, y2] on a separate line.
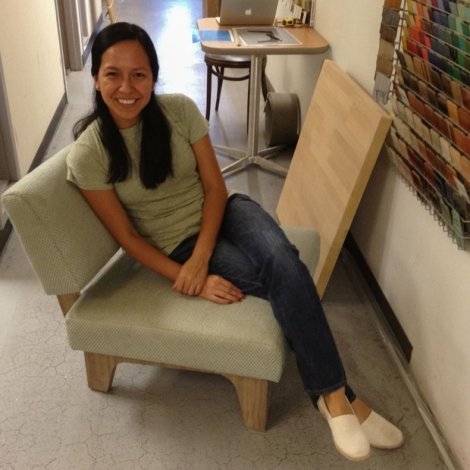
[173, 254, 244, 304]
[173, 254, 209, 296]
[199, 275, 245, 304]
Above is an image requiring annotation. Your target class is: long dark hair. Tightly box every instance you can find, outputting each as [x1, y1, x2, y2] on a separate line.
[73, 22, 172, 188]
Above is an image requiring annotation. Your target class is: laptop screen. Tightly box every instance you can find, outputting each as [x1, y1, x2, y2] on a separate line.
[218, 0, 279, 26]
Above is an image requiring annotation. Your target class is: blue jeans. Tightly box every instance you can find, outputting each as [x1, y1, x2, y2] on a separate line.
[170, 194, 356, 404]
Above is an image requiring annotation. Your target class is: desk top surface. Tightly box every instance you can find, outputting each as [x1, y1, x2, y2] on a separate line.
[197, 18, 329, 55]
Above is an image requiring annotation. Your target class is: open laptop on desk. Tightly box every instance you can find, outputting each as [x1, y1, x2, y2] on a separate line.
[217, 0, 278, 25]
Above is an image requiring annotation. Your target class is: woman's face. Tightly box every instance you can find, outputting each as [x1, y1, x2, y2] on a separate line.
[94, 40, 155, 129]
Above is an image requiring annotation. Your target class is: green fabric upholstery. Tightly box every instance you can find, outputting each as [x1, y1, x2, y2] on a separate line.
[2, 147, 119, 295]
[66, 254, 287, 380]
[2, 148, 320, 383]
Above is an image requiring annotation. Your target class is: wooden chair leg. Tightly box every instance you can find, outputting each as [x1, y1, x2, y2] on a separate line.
[224, 374, 269, 431]
[84, 352, 118, 393]
[82, 354, 269, 429]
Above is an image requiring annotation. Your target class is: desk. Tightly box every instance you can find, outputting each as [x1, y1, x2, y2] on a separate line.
[197, 18, 329, 177]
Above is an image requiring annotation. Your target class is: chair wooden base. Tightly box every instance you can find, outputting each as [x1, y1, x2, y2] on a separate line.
[84, 351, 268, 431]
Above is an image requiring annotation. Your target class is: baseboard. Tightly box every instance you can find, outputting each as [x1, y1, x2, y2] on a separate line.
[342, 233, 459, 470]
[344, 233, 413, 363]
[28, 93, 68, 173]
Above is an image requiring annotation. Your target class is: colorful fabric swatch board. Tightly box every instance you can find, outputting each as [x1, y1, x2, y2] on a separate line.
[375, 0, 470, 248]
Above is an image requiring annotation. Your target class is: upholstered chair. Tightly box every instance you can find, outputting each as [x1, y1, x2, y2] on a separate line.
[2, 146, 320, 431]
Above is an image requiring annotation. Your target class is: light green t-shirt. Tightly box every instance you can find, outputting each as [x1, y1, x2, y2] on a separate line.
[66, 93, 209, 254]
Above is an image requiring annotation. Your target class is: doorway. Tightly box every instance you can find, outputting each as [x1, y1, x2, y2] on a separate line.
[57, 0, 104, 71]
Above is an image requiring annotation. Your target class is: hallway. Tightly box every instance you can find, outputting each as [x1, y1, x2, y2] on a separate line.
[0, 1, 449, 468]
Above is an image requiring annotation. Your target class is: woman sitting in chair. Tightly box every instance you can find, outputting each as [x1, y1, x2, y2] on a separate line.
[67, 21, 403, 462]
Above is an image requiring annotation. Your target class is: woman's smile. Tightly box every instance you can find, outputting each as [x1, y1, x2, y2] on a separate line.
[117, 98, 138, 104]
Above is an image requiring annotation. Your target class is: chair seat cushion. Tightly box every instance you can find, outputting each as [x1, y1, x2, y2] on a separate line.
[204, 53, 252, 65]
[66, 254, 287, 382]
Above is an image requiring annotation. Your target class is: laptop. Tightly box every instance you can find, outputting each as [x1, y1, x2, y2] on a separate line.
[217, 0, 278, 26]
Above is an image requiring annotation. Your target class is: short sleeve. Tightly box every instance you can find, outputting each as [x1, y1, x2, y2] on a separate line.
[181, 95, 209, 144]
[159, 94, 208, 145]
[66, 124, 113, 190]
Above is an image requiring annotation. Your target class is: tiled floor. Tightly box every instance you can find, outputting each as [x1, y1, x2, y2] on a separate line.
[0, 1, 450, 468]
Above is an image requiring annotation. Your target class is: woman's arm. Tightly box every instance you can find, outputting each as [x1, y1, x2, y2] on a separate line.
[193, 135, 228, 261]
[172, 134, 229, 295]
[78, 187, 182, 281]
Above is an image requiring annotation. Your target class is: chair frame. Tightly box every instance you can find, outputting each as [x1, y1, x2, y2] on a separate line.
[57, 292, 269, 431]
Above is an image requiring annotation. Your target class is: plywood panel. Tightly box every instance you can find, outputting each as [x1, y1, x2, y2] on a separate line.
[276, 60, 392, 298]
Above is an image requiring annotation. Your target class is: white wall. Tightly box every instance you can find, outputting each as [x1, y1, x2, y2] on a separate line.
[268, 1, 470, 467]
[0, 1, 65, 177]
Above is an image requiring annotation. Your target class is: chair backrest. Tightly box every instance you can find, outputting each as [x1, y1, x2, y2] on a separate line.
[2, 146, 119, 295]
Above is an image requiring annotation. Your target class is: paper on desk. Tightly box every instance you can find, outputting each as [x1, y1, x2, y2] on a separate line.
[235, 27, 301, 46]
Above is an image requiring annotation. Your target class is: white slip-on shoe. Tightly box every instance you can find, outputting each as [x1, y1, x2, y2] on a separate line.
[361, 410, 404, 449]
[317, 396, 370, 461]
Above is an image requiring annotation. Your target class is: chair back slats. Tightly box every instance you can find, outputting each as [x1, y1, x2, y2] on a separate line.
[2, 147, 119, 295]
